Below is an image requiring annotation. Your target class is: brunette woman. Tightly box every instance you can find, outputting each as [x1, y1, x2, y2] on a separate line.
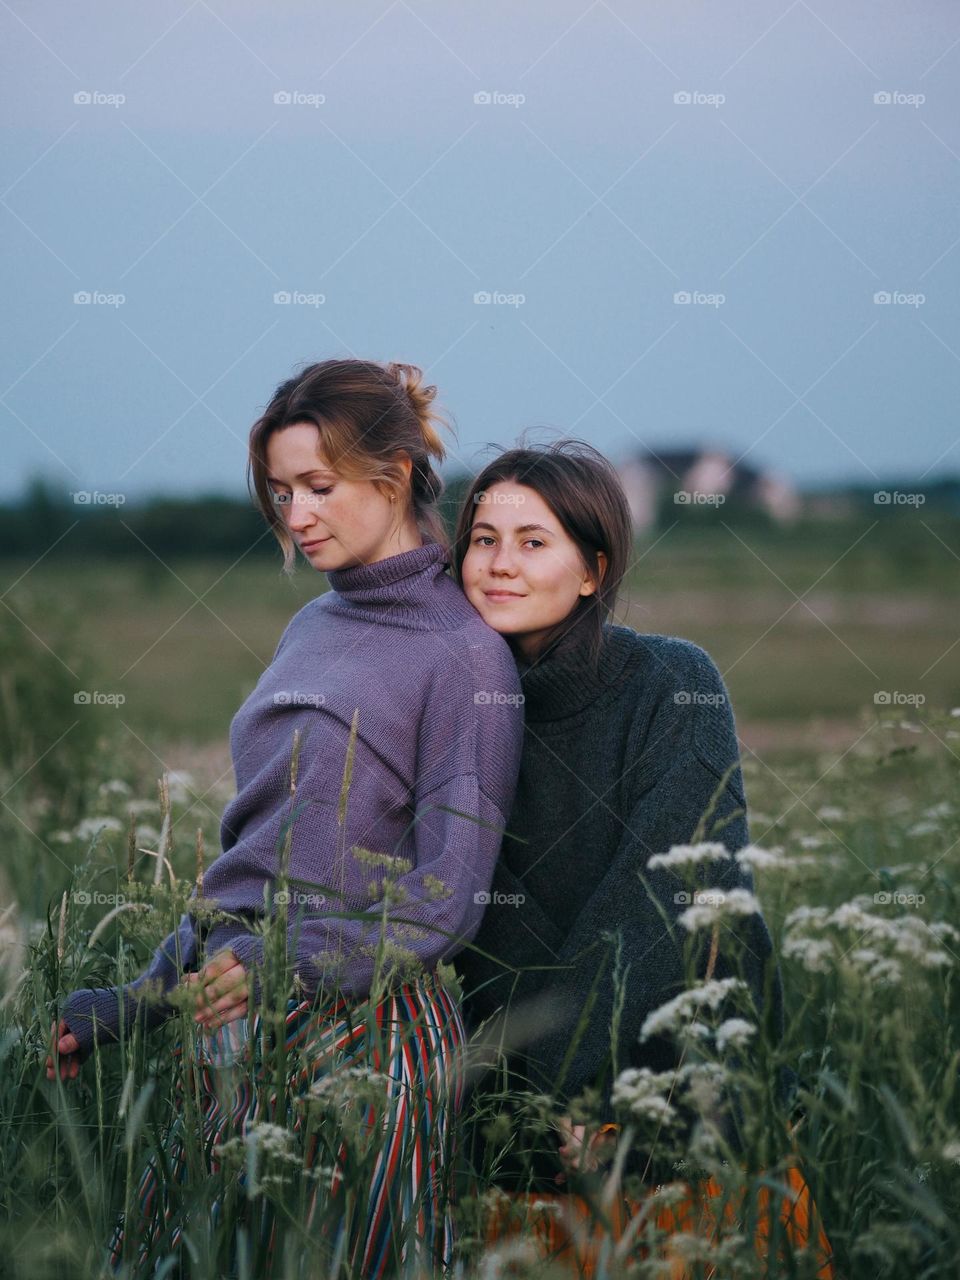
[46, 360, 524, 1278]
[451, 439, 797, 1186]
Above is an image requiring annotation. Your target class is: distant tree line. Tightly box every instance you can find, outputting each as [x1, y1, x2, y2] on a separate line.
[0, 472, 956, 560]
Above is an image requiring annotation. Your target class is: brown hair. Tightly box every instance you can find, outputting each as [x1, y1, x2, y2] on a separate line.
[451, 438, 634, 665]
[248, 358, 451, 574]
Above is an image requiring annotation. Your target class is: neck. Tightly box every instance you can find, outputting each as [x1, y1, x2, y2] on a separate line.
[359, 518, 423, 565]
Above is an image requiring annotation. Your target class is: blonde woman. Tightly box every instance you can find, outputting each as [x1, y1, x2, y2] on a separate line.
[48, 359, 524, 1278]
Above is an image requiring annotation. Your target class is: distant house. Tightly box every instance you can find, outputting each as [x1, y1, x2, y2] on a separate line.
[618, 447, 801, 531]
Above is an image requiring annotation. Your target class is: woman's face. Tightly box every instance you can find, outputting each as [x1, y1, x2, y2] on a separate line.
[461, 481, 602, 659]
[266, 424, 420, 570]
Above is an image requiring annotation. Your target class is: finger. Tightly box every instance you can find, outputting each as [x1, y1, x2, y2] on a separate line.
[205, 948, 239, 978]
[197, 997, 247, 1027]
[195, 967, 247, 1009]
[204, 991, 248, 1018]
[59, 1034, 81, 1055]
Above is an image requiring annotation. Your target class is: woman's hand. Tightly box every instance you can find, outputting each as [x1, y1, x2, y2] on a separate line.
[46, 1018, 82, 1081]
[554, 1114, 618, 1184]
[182, 948, 248, 1031]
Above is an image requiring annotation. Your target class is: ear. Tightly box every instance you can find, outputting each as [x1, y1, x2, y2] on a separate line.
[578, 550, 608, 598]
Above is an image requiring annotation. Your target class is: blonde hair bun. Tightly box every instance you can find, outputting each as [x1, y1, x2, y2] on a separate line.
[385, 361, 449, 463]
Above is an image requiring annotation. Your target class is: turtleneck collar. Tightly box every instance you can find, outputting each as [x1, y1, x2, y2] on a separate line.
[323, 539, 470, 630]
[517, 621, 639, 723]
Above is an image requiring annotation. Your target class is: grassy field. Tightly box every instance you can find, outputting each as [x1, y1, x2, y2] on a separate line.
[1, 522, 959, 1277]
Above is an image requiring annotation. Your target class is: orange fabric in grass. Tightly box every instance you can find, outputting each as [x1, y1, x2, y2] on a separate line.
[482, 1159, 836, 1279]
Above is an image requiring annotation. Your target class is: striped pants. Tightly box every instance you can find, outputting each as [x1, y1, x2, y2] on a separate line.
[107, 968, 466, 1279]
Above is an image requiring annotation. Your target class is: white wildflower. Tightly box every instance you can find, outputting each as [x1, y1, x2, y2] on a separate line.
[715, 1018, 756, 1052]
[648, 842, 731, 871]
[798, 835, 823, 849]
[74, 816, 123, 840]
[784, 905, 830, 929]
[678, 1061, 728, 1087]
[302, 1065, 391, 1113]
[782, 936, 834, 973]
[648, 1182, 689, 1207]
[942, 1141, 960, 1163]
[611, 1067, 679, 1124]
[678, 887, 761, 932]
[214, 1121, 301, 1170]
[866, 957, 903, 985]
[924, 801, 953, 819]
[906, 821, 939, 837]
[816, 805, 845, 821]
[166, 770, 195, 804]
[827, 901, 879, 932]
[98, 779, 131, 798]
[641, 978, 747, 1042]
[734, 844, 786, 870]
[125, 798, 158, 816]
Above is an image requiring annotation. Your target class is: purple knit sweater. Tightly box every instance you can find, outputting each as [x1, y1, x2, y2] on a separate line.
[62, 540, 524, 1059]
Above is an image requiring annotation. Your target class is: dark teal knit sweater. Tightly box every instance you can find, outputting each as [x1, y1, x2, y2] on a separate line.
[456, 620, 795, 1151]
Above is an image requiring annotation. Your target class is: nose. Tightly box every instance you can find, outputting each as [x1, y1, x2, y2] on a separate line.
[489, 541, 518, 576]
[286, 491, 319, 532]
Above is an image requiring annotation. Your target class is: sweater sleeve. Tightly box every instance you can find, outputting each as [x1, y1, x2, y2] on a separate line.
[229, 639, 525, 1002]
[519, 642, 787, 1111]
[60, 911, 198, 1062]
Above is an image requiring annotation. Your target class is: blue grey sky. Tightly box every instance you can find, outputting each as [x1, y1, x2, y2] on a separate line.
[2, 0, 959, 501]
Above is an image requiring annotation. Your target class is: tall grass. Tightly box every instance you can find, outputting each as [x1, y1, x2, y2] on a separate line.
[2, 642, 960, 1275]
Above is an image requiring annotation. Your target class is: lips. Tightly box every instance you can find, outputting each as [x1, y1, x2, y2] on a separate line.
[300, 536, 331, 550]
[484, 590, 526, 601]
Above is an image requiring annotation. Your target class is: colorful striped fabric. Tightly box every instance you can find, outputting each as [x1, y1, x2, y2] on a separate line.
[106, 968, 466, 1278]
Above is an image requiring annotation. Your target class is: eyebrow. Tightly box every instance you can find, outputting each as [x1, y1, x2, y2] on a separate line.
[266, 469, 336, 483]
[472, 522, 553, 535]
